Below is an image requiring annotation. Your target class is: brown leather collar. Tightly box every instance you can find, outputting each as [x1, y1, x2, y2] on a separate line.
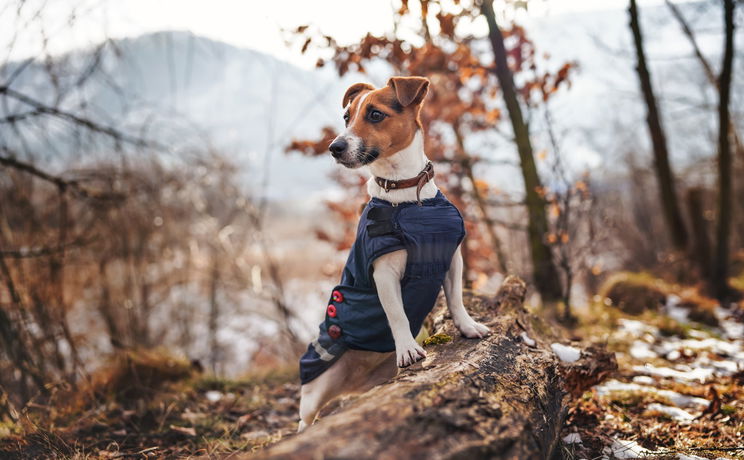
[374, 162, 434, 205]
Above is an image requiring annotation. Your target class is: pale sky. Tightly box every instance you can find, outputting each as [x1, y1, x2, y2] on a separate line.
[0, 0, 682, 68]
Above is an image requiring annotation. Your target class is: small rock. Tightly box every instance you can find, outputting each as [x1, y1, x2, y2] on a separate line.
[170, 425, 196, 437]
[551, 343, 581, 363]
[242, 430, 270, 442]
[520, 332, 536, 347]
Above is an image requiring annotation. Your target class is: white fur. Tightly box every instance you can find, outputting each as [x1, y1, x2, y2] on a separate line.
[298, 124, 489, 432]
[366, 131, 438, 204]
[372, 250, 427, 367]
[354, 91, 371, 120]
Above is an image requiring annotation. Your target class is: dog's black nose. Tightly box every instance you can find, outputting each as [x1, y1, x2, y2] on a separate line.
[329, 139, 348, 158]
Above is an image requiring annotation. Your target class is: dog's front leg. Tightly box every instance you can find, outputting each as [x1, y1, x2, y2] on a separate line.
[443, 245, 490, 338]
[372, 249, 427, 367]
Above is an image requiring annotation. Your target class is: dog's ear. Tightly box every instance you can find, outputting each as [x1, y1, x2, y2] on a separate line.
[342, 83, 375, 108]
[387, 76, 429, 107]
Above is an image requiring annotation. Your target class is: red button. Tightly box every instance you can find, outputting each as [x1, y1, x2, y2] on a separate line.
[327, 304, 337, 317]
[328, 325, 342, 339]
[332, 290, 344, 303]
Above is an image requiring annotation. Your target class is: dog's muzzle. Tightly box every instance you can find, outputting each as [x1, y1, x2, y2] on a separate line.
[329, 138, 348, 158]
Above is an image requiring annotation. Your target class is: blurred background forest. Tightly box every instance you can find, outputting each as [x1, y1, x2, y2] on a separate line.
[0, 0, 743, 458]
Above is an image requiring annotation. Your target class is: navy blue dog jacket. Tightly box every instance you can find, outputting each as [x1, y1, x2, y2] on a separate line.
[299, 191, 465, 384]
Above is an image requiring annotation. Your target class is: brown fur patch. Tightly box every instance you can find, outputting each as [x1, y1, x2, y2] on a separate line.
[344, 85, 423, 159]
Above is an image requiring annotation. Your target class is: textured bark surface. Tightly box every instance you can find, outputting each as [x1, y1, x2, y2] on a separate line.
[251, 276, 571, 460]
[713, 0, 736, 301]
[480, 1, 563, 303]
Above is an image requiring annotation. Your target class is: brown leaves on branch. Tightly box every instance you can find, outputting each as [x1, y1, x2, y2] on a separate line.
[284, 1, 577, 279]
[284, 126, 336, 156]
[521, 62, 577, 105]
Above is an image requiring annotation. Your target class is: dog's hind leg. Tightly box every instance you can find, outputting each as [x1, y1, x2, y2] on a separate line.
[298, 351, 396, 432]
[443, 245, 490, 338]
[298, 367, 339, 432]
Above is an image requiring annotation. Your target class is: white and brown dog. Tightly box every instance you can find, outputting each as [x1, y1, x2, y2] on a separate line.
[297, 76, 489, 432]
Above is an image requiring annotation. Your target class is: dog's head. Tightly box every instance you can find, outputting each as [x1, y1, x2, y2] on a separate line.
[329, 76, 429, 168]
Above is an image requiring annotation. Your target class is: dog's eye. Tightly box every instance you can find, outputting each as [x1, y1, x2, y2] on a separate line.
[343, 112, 350, 126]
[367, 109, 386, 123]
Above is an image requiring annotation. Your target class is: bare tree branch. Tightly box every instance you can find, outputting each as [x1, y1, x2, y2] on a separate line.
[0, 85, 150, 148]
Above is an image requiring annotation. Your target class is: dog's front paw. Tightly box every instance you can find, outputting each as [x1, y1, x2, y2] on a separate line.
[396, 340, 427, 368]
[456, 319, 490, 339]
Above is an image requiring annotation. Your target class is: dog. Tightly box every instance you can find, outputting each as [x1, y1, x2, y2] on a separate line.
[297, 76, 490, 432]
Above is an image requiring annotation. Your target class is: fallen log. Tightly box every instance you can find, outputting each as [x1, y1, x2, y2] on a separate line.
[252, 276, 604, 460]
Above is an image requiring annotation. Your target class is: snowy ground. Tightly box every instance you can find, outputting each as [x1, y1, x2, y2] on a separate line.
[561, 292, 744, 459]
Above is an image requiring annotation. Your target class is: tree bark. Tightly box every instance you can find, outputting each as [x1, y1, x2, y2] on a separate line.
[628, 0, 689, 252]
[665, 0, 744, 247]
[685, 188, 712, 284]
[453, 121, 509, 273]
[480, 1, 563, 303]
[713, 0, 736, 301]
[252, 276, 614, 460]
[208, 255, 221, 374]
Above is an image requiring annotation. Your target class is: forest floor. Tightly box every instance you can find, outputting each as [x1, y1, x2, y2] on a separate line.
[561, 272, 744, 459]
[1, 273, 743, 459]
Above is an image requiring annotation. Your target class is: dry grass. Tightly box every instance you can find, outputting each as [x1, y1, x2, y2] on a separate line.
[0, 350, 301, 459]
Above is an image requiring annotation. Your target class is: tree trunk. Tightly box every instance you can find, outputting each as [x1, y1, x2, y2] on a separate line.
[665, 0, 744, 249]
[208, 255, 221, 374]
[713, 0, 736, 301]
[252, 276, 616, 460]
[685, 188, 712, 285]
[453, 121, 509, 273]
[480, 1, 563, 303]
[628, 0, 689, 252]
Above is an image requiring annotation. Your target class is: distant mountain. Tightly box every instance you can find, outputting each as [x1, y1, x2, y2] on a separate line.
[1, 31, 349, 202]
[1, 2, 740, 202]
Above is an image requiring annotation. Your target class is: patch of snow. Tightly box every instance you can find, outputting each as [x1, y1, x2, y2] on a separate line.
[520, 332, 536, 347]
[677, 454, 710, 460]
[632, 363, 714, 383]
[551, 343, 581, 363]
[665, 295, 690, 323]
[563, 432, 582, 444]
[715, 306, 744, 339]
[646, 403, 695, 422]
[629, 341, 657, 359]
[693, 355, 741, 374]
[594, 379, 709, 408]
[676, 338, 738, 355]
[667, 294, 681, 306]
[617, 319, 659, 337]
[666, 350, 682, 361]
[687, 329, 709, 339]
[631, 375, 655, 385]
[603, 439, 653, 459]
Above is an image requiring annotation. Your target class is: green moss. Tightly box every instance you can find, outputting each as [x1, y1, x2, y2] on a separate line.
[721, 404, 736, 415]
[654, 316, 690, 338]
[730, 273, 744, 292]
[607, 390, 672, 408]
[599, 272, 668, 315]
[422, 333, 453, 347]
[686, 305, 720, 327]
[415, 326, 430, 345]
[191, 376, 247, 393]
